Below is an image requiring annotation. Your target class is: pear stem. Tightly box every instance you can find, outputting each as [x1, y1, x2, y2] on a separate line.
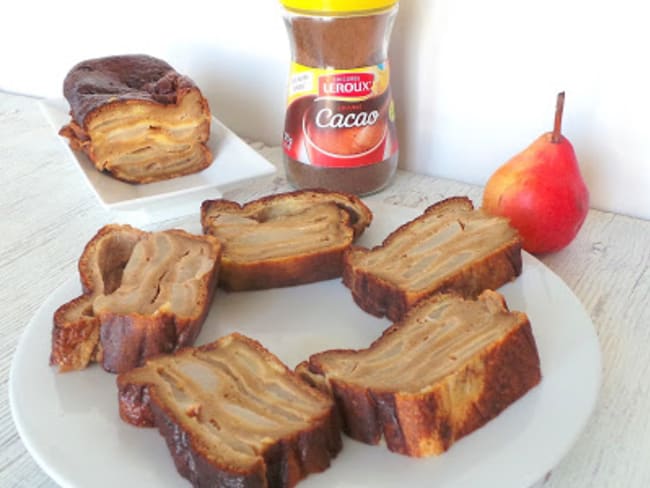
[552, 91, 565, 143]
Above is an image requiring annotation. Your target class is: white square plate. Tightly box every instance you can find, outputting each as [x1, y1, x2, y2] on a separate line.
[40, 98, 276, 212]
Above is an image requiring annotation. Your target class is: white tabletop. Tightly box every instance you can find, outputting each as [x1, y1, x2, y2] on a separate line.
[1, 91, 649, 488]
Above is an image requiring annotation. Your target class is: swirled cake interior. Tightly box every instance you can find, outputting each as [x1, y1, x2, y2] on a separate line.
[50, 225, 221, 373]
[59, 54, 212, 183]
[207, 203, 353, 262]
[343, 196, 522, 321]
[311, 291, 530, 392]
[354, 204, 519, 292]
[117, 333, 341, 487]
[201, 190, 372, 290]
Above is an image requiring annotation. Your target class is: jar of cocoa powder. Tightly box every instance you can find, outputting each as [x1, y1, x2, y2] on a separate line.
[280, 0, 399, 195]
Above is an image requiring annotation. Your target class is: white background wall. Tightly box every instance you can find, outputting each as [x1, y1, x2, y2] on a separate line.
[3, 0, 649, 220]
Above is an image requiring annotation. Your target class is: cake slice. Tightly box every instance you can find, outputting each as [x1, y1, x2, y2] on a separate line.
[201, 189, 372, 290]
[297, 290, 541, 457]
[343, 196, 522, 321]
[59, 54, 212, 183]
[118, 333, 342, 488]
[50, 224, 221, 373]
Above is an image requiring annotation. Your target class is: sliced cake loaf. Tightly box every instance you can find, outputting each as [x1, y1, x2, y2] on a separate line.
[50, 224, 221, 373]
[297, 290, 541, 457]
[201, 189, 372, 291]
[59, 54, 212, 183]
[118, 333, 342, 488]
[343, 196, 522, 321]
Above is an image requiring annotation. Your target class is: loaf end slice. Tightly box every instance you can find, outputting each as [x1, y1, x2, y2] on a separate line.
[51, 225, 221, 373]
[201, 189, 372, 291]
[59, 54, 212, 184]
[118, 333, 342, 488]
[343, 196, 522, 321]
[297, 290, 541, 457]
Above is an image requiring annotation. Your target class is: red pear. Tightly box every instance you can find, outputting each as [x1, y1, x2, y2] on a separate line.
[482, 92, 589, 254]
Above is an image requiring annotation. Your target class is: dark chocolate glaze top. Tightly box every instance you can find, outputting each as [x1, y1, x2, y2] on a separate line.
[62, 54, 199, 126]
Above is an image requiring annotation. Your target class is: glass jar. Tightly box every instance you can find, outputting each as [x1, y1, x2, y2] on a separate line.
[280, 0, 399, 195]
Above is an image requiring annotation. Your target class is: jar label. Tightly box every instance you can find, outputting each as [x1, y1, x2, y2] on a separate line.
[283, 62, 398, 168]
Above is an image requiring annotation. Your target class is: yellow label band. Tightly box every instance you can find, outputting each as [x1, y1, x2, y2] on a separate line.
[286, 62, 391, 105]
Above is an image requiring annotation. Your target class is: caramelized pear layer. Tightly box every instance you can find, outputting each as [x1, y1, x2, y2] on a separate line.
[51, 225, 221, 372]
[300, 290, 541, 457]
[312, 291, 528, 393]
[201, 190, 373, 290]
[343, 196, 522, 321]
[119, 334, 336, 470]
[93, 231, 217, 317]
[65, 90, 211, 183]
[208, 203, 352, 262]
[354, 201, 520, 292]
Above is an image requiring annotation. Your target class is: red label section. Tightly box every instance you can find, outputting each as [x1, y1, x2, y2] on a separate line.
[318, 73, 375, 98]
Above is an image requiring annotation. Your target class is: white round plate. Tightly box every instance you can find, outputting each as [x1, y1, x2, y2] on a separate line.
[10, 202, 601, 488]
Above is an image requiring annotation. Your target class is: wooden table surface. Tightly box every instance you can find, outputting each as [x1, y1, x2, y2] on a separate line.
[1, 91, 649, 488]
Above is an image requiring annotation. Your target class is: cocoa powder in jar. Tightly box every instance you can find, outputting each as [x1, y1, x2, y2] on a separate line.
[282, 5, 399, 195]
[290, 14, 391, 69]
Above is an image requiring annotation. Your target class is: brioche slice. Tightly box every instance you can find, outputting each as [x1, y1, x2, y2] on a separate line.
[59, 54, 212, 184]
[118, 333, 342, 488]
[297, 290, 541, 457]
[201, 189, 372, 291]
[51, 224, 221, 373]
[343, 196, 522, 321]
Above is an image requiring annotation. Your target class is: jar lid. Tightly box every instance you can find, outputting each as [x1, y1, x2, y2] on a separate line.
[280, 0, 397, 14]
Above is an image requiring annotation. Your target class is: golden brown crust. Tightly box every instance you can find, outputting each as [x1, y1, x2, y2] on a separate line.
[62, 54, 201, 128]
[117, 334, 342, 488]
[201, 189, 373, 291]
[297, 291, 542, 457]
[149, 397, 268, 488]
[217, 248, 349, 292]
[343, 196, 522, 321]
[76, 223, 147, 294]
[201, 189, 372, 239]
[51, 224, 147, 372]
[50, 225, 221, 374]
[51, 295, 101, 372]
